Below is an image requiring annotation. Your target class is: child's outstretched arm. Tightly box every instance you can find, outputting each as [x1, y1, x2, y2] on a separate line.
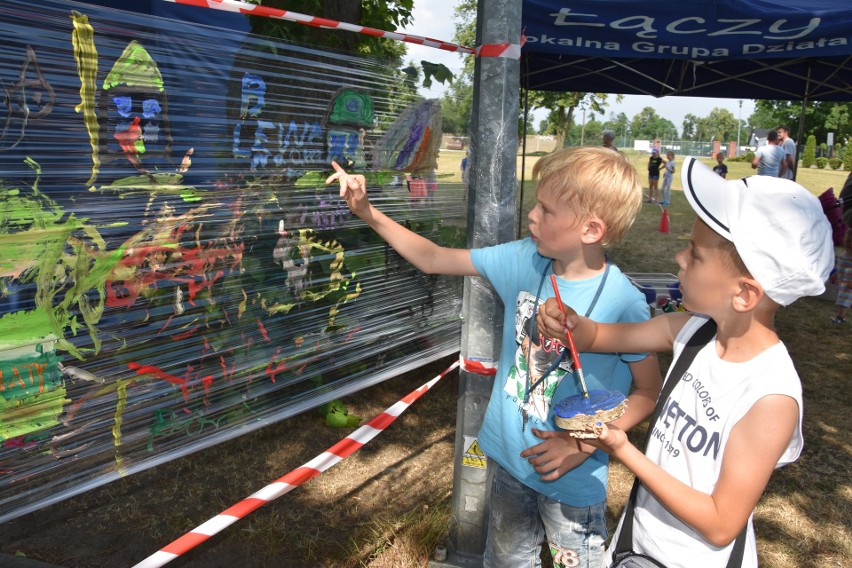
[325, 161, 477, 276]
[588, 394, 798, 546]
[611, 354, 662, 432]
[535, 296, 689, 355]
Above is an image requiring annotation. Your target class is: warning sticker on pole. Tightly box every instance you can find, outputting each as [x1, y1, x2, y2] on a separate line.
[462, 436, 487, 469]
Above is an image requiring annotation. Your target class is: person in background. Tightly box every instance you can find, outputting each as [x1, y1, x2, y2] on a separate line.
[647, 148, 663, 203]
[713, 152, 728, 178]
[537, 157, 834, 567]
[328, 147, 662, 568]
[660, 151, 675, 205]
[602, 129, 618, 151]
[461, 150, 470, 187]
[839, 170, 852, 229]
[777, 125, 797, 180]
[830, 228, 852, 324]
[752, 130, 787, 177]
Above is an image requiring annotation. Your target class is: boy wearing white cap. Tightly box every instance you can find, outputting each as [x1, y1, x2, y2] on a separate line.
[537, 157, 834, 567]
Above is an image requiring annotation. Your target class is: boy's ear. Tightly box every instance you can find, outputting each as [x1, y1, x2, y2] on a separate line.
[581, 217, 606, 244]
[732, 277, 764, 312]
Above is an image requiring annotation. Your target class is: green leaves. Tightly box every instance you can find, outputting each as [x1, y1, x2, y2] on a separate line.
[420, 61, 452, 89]
[318, 399, 362, 428]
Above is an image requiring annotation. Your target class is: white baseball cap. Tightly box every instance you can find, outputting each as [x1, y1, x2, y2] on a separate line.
[681, 157, 834, 306]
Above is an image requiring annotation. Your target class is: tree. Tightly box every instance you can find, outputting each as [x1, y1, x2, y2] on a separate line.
[439, 0, 475, 134]
[700, 108, 739, 143]
[682, 114, 699, 140]
[630, 107, 676, 141]
[246, 1, 451, 99]
[441, 79, 474, 135]
[750, 100, 852, 146]
[602, 112, 629, 146]
[844, 144, 852, 171]
[563, 118, 604, 147]
[534, 92, 615, 148]
[441, 0, 620, 144]
[247, 0, 414, 63]
[802, 135, 817, 169]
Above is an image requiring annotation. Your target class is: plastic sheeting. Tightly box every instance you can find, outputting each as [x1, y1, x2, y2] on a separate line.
[0, 0, 464, 523]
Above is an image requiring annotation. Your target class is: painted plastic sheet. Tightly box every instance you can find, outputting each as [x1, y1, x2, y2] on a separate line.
[0, 0, 464, 522]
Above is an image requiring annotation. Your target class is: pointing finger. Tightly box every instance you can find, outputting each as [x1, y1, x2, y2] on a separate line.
[325, 161, 345, 186]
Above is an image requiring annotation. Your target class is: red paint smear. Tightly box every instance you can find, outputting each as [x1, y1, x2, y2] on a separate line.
[171, 324, 200, 341]
[114, 116, 142, 158]
[257, 319, 271, 342]
[106, 231, 243, 309]
[265, 348, 287, 383]
[128, 361, 190, 401]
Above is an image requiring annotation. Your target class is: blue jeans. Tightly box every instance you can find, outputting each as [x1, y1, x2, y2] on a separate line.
[483, 464, 607, 568]
[661, 173, 673, 203]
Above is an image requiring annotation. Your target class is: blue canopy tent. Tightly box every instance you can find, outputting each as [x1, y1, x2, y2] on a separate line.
[520, 0, 852, 101]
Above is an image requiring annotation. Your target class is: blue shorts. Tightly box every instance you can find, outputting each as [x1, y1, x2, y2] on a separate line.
[648, 175, 660, 180]
[484, 464, 607, 568]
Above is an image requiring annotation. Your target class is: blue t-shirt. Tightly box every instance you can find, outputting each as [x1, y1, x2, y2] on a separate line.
[470, 238, 650, 506]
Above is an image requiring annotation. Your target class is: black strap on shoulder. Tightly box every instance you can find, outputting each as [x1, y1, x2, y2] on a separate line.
[614, 319, 746, 567]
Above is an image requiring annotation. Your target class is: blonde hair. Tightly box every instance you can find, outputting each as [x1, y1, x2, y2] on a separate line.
[532, 146, 642, 246]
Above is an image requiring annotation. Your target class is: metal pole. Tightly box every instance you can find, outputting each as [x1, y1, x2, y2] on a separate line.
[736, 100, 742, 156]
[517, 88, 529, 239]
[440, 0, 521, 565]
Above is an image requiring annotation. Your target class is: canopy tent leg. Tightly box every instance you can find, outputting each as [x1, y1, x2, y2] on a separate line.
[794, 64, 813, 182]
[441, 0, 522, 566]
[518, 87, 530, 239]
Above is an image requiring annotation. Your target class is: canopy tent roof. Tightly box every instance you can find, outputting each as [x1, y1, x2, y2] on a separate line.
[520, 0, 852, 101]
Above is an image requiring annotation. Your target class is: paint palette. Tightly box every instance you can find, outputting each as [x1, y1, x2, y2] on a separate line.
[553, 389, 627, 437]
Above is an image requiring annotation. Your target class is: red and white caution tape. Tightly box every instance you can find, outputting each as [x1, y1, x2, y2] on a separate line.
[460, 356, 497, 376]
[161, 0, 476, 55]
[475, 42, 523, 59]
[131, 359, 459, 568]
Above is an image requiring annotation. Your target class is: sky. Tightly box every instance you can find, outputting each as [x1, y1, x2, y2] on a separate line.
[399, 2, 757, 134]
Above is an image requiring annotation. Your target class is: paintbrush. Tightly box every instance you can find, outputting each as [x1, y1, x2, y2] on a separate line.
[550, 274, 589, 398]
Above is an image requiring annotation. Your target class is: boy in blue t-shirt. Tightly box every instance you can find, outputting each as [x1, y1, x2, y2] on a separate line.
[327, 147, 661, 567]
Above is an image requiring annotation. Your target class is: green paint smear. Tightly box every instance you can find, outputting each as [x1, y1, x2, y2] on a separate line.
[0, 349, 66, 442]
[0, 388, 68, 442]
[1, 161, 122, 357]
[103, 40, 164, 92]
[98, 173, 201, 201]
